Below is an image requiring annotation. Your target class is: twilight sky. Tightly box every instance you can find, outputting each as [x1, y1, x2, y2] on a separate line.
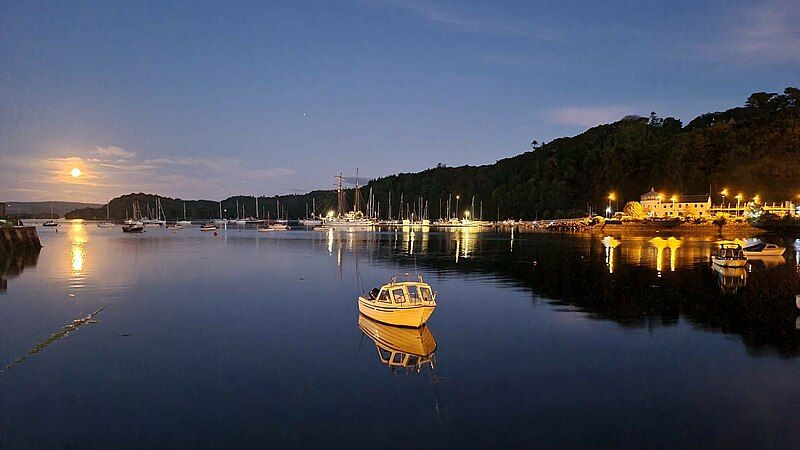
[2, 0, 798, 202]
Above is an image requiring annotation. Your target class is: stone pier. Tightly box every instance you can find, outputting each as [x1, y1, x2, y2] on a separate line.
[0, 226, 43, 252]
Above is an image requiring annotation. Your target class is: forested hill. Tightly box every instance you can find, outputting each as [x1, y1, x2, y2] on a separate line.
[365, 87, 800, 219]
[67, 88, 800, 220]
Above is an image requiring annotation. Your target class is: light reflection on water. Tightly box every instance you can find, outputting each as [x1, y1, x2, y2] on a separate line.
[0, 222, 799, 448]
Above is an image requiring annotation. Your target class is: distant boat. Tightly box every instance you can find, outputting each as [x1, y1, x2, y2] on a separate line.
[358, 274, 437, 327]
[122, 224, 144, 233]
[712, 241, 747, 268]
[97, 198, 114, 227]
[177, 202, 192, 226]
[258, 223, 289, 232]
[742, 242, 786, 257]
[200, 223, 217, 232]
[324, 171, 375, 229]
[43, 205, 59, 226]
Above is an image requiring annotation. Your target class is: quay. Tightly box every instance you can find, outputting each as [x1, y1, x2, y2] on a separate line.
[0, 226, 43, 252]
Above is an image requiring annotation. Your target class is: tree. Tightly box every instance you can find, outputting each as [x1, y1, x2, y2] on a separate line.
[530, 140, 539, 150]
[623, 201, 647, 220]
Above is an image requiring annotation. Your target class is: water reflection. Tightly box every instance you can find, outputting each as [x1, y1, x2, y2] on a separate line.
[602, 236, 620, 273]
[711, 263, 747, 294]
[70, 221, 87, 275]
[358, 314, 437, 373]
[0, 247, 41, 293]
[650, 237, 682, 275]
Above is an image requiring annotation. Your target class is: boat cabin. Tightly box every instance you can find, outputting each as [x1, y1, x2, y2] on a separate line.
[368, 275, 436, 306]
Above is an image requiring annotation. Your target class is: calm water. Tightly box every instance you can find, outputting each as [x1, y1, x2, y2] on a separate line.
[2, 222, 800, 449]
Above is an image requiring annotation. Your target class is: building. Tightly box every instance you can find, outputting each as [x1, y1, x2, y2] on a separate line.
[640, 189, 711, 218]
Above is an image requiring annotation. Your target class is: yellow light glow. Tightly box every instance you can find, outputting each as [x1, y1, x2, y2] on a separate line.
[670, 195, 678, 203]
[70, 168, 81, 178]
[326, 210, 334, 218]
[753, 194, 760, 203]
[721, 188, 728, 197]
[608, 192, 616, 201]
[735, 193, 743, 201]
[464, 210, 470, 218]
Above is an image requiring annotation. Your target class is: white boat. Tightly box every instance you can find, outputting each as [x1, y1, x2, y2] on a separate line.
[176, 203, 192, 226]
[200, 224, 217, 231]
[258, 223, 289, 232]
[325, 172, 375, 229]
[742, 243, 786, 257]
[166, 224, 183, 230]
[711, 242, 747, 268]
[358, 274, 437, 327]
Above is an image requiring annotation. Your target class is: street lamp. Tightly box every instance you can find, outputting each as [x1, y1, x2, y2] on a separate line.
[670, 195, 678, 215]
[607, 193, 616, 217]
[753, 194, 760, 204]
[735, 194, 743, 216]
[455, 195, 460, 220]
[657, 193, 664, 203]
[464, 210, 470, 220]
[720, 188, 728, 207]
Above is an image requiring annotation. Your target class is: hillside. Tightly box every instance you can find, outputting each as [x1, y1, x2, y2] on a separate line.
[3, 201, 102, 219]
[67, 88, 800, 220]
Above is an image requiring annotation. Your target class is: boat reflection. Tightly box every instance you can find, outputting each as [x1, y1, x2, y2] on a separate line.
[711, 263, 748, 294]
[358, 314, 437, 373]
[0, 247, 41, 293]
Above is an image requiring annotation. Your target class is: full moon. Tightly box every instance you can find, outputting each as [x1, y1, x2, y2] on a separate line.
[70, 168, 81, 178]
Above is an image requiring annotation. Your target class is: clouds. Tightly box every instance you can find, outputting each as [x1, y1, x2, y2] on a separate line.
[725, 1, 800, 63]
[0, 146, 296, 202]
[548, 105, 635, 128]
[94, 146, 136, 158]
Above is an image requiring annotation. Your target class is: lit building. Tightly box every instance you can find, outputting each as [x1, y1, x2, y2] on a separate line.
[640, 189, 711, 218]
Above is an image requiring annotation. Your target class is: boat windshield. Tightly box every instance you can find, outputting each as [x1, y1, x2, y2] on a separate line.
[419, 287, 433, 301]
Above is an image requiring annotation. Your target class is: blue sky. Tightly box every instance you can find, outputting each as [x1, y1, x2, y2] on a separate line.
[2, 0, 798, 202]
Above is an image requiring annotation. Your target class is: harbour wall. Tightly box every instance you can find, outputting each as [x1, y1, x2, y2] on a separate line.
[0, 226, 42, 252]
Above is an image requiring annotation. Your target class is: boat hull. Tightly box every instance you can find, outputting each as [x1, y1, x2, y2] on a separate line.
[743, 249, 785, 257]
[358, 314, 437, 356]
[358, 297, 435, 327]
[711, 257, 747, 268]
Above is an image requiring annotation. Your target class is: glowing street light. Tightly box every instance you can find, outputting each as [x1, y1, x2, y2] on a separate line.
[753, 194, 761, 204]
[464, 210, 470, 220]
[455, 195, 460, 220]
[735, 193, 743, 216]
[720, 188, 728, 206]
[657, 193, 664, 203]
[607, 192, 616, 217]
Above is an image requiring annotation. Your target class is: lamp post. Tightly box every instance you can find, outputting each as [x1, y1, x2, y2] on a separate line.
[670, 195, 677, 216]
[735, 194, 743, 216]
[607, 193, 615, 218]
[720, 188, 728, 208]
[455, 195, 460, 220]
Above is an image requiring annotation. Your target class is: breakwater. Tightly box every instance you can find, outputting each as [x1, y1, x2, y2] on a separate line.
[0, 226, 42, 252]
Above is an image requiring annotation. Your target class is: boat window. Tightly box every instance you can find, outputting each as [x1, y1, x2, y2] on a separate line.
[378, 348, 392, 363]
[419, 287, 433, 301]
[392, 353, 405, 364]
[378, 289, 391, 302]
[408, 287, 419, 303]
[407, 355, 420, 366]
[392, 288, 406, 303]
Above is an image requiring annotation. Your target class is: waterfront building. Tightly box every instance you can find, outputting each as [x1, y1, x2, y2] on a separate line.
[640, 189, 711, 218]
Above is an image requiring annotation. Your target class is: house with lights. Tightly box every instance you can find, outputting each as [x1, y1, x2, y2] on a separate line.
[640, 189, 712, 218]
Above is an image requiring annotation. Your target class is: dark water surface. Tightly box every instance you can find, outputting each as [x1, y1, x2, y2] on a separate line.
[2, 222, 800, 449]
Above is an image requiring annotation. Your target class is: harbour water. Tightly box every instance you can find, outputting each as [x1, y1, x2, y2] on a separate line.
[1, 222, 800, 448]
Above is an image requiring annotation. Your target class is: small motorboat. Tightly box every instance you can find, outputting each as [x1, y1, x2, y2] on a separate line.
[166, 224, 183, 230]
[200, 224, 217, 231]
[97, 222, 115, 228]
[42, 220, 59, 227]
[358, 274, 437, 327]
[711, 241, 747, 267]
[742, 242, 786, 257]
[122, 224, 144, 233]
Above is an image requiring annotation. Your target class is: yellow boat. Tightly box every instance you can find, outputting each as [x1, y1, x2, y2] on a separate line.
[358, 274, 437, 327]
[358, 314, 437, 371]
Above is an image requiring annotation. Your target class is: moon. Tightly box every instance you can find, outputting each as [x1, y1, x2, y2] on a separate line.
[70, 168, 81, 178]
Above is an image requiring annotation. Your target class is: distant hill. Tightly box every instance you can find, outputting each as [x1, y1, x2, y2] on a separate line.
[67, 87, 800, 220]
[3, 201, 102, 219]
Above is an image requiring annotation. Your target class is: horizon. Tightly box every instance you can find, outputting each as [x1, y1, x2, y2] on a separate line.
[3, 0, 799, 203]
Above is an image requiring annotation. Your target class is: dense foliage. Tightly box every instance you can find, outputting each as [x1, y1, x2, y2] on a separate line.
[67, 88, 800, 220]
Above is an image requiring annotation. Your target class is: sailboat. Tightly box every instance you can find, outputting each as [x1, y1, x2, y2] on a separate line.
[97, 198, 115, 227]
[213, 201, 228, 225]
[43, 205, 59, 227]
[324, 170, 375, 229]
[300, 198, 323, 226]
[177, 202, 192, 226]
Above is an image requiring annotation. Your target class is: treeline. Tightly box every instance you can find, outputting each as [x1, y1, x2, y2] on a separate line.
[67, 88, 800, 220]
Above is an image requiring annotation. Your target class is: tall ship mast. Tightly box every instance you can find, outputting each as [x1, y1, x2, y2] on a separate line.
[325, 169, 374, 229]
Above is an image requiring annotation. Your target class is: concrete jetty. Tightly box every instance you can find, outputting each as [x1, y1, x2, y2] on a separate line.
[0, 226, 43, 252]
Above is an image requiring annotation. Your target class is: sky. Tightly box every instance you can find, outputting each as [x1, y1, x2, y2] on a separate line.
[1, 0, 798, 202]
